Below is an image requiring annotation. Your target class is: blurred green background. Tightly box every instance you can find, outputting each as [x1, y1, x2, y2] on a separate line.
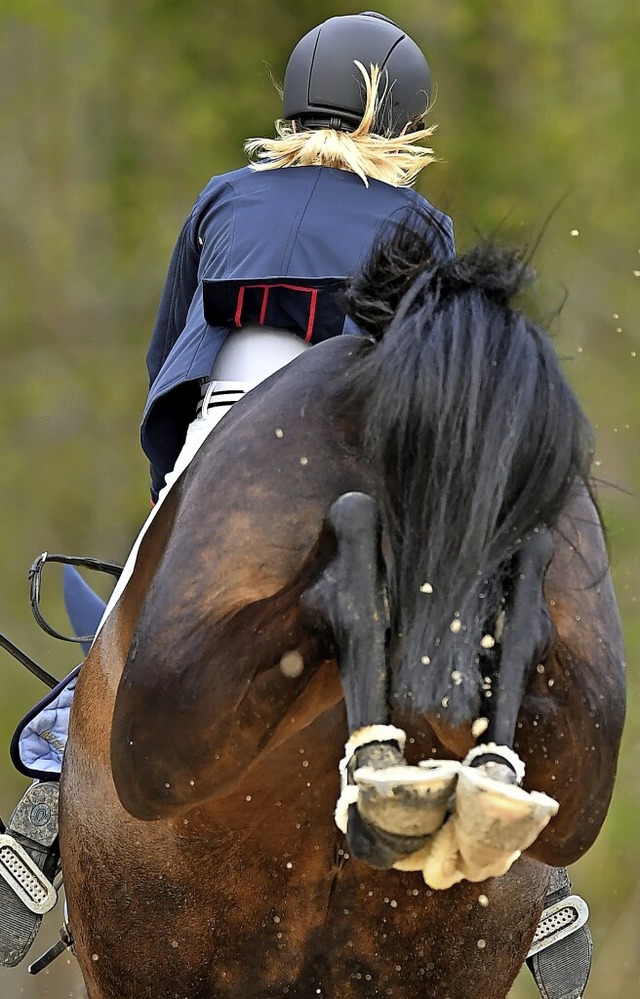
[0, 1, 637, 996]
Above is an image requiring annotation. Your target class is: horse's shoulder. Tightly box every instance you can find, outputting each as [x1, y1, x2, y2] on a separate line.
[546, 482, 624, 658]
[286, 335, 367, 383]
[549, 483, 607, 581]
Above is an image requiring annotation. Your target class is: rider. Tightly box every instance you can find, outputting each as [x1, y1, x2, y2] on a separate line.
[0, 11, 454, 967]
[142, 13, 454, 503]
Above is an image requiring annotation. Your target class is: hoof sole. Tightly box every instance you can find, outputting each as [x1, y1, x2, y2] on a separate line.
[355, 761, 460, 837]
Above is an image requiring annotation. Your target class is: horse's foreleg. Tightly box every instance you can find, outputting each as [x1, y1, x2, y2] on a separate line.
[304, 492, 457, 868]
[474, 526, 555, 772]
[417, 528, 561, 888]
[467, 490, 625, 868]
[396, 529, 557, 887]
[304, 491, 391, 731]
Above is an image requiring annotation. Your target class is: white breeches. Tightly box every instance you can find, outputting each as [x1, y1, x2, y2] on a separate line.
[98, 326, 310, 630]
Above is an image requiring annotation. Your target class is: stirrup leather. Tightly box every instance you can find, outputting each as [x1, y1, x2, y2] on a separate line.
[0, 835, 57, 915]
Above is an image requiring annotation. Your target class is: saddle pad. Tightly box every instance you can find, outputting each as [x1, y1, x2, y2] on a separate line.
[11, 667, 80, 780]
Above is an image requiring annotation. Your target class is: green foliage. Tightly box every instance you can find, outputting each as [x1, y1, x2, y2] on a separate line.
[0, 2, 638, 995]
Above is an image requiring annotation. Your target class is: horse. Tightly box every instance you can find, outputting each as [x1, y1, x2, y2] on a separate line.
[59, 229, 626, 999]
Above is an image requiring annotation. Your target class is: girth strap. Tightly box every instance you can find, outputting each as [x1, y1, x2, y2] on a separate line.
[527, 867, 592, 999]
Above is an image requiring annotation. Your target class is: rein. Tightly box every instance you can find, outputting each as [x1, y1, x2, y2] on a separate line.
[29, 552, 122, 645]
[0, 552, 123, 690]
[0, 631, 58, 690]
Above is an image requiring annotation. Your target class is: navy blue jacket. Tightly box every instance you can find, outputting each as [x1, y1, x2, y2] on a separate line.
[143, 164, 455, 499]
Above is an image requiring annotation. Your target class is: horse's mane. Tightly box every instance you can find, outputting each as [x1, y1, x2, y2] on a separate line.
[337, 221, 595, 722]
[344, 216, 535, 338]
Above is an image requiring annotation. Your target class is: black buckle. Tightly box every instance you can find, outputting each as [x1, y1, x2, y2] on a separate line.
[28, 923, 74, 975]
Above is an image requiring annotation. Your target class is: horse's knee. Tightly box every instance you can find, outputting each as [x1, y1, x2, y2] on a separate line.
[303, 491, 391, 732]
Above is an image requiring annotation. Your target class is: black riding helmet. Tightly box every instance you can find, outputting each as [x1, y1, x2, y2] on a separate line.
[282, 11, 431, 137]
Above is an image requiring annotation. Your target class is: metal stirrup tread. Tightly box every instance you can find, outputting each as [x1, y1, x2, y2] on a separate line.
[527, 867, 592, 999]
[0, 782, 60, 967]
[0, 837, 57, 913]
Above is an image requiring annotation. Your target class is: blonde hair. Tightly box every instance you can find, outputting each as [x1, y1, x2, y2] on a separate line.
[244, 62, 437, 188]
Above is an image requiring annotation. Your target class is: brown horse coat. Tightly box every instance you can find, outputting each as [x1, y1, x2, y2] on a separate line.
[61, 245, 625, 999]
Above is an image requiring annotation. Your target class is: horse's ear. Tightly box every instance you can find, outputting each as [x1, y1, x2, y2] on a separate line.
[343, 213, 441, 339]
[63, 564, 107, 654]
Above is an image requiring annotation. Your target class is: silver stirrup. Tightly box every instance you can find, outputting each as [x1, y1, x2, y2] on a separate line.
[0, 835, 57, 915]
[527, 868, 592, 999]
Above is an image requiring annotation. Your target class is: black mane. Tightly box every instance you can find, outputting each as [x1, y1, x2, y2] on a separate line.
[335, 225, 595, 723]
[344, 219, 536, 340]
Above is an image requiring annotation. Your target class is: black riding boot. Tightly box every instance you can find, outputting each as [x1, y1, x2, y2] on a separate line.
[0, 781, 60, 967]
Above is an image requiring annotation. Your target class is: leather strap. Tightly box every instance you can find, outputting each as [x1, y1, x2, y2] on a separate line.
[29, 552, 122, 645]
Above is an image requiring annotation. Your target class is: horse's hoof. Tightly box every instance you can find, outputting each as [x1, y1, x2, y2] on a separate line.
[393, 819, 466, 890]
[452, 764, 559, 881]
[354, 760, 460, 837]
[463, 742, 526, 785]
[346, 804, 434, 869]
